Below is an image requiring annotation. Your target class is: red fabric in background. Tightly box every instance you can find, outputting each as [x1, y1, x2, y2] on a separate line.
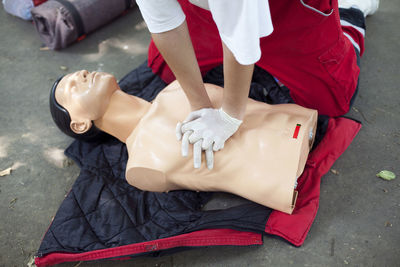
[148, 0, 360, 117]
[33, 0, 48, 6]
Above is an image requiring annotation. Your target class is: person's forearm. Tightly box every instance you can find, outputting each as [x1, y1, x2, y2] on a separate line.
[221, 42, 254, 120]
[151, 21, 212, 111]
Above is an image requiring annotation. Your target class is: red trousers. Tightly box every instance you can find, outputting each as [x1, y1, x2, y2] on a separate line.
[148, 0, 364, 117]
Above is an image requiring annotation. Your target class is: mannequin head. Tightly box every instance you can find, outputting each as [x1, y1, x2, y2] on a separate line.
[49, 70, 118, 140]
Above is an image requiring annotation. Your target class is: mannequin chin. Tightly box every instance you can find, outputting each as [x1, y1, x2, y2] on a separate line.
[50, 71, 318, 214]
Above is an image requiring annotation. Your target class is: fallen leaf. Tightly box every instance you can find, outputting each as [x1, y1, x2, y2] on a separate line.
[376, 170, 396, 181]
[60, 66, 68, 71]
[330, 169, 339, 175]
[27, 256, 36, 267]
[0, 167, 12, 177]
[9, 197, 18, 208]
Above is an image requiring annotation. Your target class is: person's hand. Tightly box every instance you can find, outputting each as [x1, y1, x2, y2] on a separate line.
[176, 108, 242, 169]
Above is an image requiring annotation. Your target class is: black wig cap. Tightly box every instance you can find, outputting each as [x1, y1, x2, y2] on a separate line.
[49, 76, 105, 141]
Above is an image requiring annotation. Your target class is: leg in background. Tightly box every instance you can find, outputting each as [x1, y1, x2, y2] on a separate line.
[338, 0, 378, 106]
[339, 7, 365, 107]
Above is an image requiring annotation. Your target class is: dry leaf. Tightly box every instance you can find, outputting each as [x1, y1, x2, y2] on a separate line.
[330, 169, 339, 175]
[27, 256, 36, 267]
[385, 222, 393, 227]
[9, 197, 18, 208]
[0, 167, 12, 177]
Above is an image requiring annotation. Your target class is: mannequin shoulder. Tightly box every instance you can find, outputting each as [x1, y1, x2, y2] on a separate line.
[162, 80, 182, 93]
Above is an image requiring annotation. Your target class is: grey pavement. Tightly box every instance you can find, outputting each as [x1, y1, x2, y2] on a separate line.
[0, 1, 399, 267]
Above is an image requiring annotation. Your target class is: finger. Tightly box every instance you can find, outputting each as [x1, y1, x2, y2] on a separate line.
[188, 131, 202, 144]
[193, 140, 202, 168]
[176, 122, 183, 141]
[201, 137, 213, 150]
[213, 138, 224, 151]
[201, 130, 213, 150]
[182, 109, 203, 123]
[181, 120, 200, 133]
[181, 131, 191, 157]
[205, 146, 214, 170]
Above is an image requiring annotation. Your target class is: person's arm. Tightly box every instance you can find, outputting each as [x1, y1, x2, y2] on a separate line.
[221, 42, 254, 120]
[151, 21, 212, 111]
[178, 43, 252, 169]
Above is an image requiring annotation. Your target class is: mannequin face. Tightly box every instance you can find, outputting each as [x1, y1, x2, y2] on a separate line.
[55, 70, 118, 134]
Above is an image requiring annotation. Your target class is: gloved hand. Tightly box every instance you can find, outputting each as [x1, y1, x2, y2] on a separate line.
[176, 108, 242, 169]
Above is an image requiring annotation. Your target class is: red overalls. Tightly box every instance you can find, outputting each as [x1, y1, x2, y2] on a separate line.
[148, 0, 362, 117]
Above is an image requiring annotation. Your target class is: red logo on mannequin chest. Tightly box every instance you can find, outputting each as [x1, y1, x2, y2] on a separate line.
[293, 124, 301, 139]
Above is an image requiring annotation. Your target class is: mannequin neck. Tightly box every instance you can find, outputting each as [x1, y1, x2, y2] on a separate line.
[94, 90, 150, 143]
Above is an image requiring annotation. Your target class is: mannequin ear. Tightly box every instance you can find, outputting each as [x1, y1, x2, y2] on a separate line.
[70, 119, 92, 134]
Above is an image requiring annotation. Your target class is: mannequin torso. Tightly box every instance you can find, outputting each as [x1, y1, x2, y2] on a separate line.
[124, 81, 317, 214]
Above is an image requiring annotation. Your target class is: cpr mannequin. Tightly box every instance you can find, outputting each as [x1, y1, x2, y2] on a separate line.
[51, 70, 318, 214]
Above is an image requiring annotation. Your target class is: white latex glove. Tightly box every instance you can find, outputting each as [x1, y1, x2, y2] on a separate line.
[176, 108, 242, 169]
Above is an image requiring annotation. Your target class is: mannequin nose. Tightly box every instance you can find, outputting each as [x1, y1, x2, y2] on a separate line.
[79, 70, 89, 78]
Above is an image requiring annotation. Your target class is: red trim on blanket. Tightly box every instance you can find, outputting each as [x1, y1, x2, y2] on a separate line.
[77, 35, 87, 42]
[265, 117, 362, 246]
[35, 229, 262, 267]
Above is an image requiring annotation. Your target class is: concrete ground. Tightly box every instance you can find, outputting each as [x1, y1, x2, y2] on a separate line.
[0, 1, 399, 266]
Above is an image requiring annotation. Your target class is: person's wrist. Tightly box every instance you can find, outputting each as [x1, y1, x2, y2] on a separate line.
[190, 100, 213, 111]
[219, 108, 243, 126]
[221, 104, 246, 120]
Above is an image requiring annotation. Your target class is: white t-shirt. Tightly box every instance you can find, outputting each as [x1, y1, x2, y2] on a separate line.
[136, 0, 273, 65]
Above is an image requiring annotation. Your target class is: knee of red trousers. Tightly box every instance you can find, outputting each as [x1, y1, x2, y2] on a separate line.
[296, 40, 360, 117]
[341, 26, 365, 56]
[289, 72, 359, 117]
